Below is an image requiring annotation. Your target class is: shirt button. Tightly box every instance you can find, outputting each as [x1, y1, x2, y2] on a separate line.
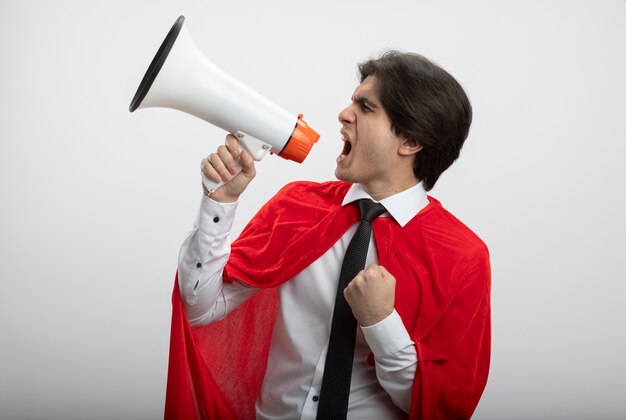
[312, 395, 319, 402]
[213, 216, 220, 223]
[196, 262, 202, 268]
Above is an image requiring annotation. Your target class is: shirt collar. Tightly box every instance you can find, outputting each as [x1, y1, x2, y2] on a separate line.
[341, 182, 429, 227]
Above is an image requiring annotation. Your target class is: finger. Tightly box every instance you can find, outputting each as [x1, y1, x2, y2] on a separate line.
[353, 269, 365, 279]
[201, 156, 222, 183]
[238, 150, 256, 179]
[216, 145, 242, 177]
[343, 281, 355, 299]
[220, 150, 256, 198]
[362, 265, 380, 279]
[378, 265, 393, 279]
[365, 263, 381, 273]
[225, 134, 241, 159]
[208, 152, 234, 183]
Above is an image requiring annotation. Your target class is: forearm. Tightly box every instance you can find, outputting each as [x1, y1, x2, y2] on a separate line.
[178, 195, 256, 326]
[361, 309, 417, 413]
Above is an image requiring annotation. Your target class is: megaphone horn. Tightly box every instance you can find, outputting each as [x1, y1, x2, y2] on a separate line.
[129, 16, 320, 191]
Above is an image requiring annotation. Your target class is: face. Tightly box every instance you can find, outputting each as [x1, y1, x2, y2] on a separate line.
[335, 76, 411, 191]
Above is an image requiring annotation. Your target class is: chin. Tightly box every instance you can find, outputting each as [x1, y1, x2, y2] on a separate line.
[335, 168, 356, 184]
[334, 167, 346, 181]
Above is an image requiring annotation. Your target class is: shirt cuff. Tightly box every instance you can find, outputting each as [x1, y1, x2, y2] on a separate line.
[360, 309, 414, 358]
[197, 195, 238, 236]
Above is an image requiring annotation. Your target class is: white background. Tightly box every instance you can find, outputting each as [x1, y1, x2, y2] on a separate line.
[1, 1, 625, 419]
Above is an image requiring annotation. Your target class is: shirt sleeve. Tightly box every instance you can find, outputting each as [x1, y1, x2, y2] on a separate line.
[177, 195, 258, 326]
[360, 309, 417, 413]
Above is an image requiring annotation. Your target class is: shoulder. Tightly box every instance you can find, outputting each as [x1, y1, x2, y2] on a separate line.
[255, 180, 351, 222]
[269, 180, 351, 210]
[416, 196, 490, 268]
[274, 180, 351, 203]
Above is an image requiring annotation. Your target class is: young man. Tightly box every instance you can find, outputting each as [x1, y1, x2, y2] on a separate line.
[168, 51, 491, 419]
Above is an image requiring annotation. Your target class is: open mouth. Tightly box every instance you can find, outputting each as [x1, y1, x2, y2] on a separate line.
[337, 133, 352, 163]
[342, 140, 352, 156]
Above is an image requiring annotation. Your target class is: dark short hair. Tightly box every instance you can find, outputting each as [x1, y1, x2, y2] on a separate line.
[358, 51, 472, 191]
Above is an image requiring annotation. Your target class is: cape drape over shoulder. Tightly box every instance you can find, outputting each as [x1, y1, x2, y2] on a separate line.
[165, 181, 491, 419]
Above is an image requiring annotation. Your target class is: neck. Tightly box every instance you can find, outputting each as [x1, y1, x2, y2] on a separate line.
[361, 176, 420, 201]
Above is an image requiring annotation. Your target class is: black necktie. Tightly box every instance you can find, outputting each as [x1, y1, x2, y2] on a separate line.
[316, 199, 387, 420]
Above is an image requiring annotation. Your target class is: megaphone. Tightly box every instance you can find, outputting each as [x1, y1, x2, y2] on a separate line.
[129, 16, 320, 191]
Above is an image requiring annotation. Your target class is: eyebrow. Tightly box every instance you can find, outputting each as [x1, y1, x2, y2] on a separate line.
[352, 95, 379, 109]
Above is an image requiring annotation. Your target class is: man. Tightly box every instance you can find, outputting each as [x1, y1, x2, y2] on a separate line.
[168, 51, 491, 419]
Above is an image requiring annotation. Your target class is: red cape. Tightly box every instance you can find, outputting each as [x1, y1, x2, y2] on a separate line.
[165, 181, 491, 419]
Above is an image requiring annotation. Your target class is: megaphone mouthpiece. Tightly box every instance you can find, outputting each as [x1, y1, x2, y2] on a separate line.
[281, 115, 319, 163]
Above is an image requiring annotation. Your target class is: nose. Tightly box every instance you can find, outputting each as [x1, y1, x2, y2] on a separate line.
[338, 103, 355, 125]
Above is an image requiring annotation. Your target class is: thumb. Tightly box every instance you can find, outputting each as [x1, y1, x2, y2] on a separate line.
[239, 150, 256, 178]
[225, 150, 256, 196]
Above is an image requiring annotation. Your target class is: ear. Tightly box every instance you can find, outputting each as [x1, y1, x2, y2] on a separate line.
[398, 138, 423, 156]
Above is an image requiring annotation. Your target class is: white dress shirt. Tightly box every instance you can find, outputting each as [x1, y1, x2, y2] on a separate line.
[178, 182, 430, 419]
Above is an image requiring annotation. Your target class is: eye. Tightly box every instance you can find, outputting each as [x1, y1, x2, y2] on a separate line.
[353, 96, 375, 113]
[359, 102, 372, 113]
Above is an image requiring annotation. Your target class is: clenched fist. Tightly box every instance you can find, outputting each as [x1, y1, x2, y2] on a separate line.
[344, 264, 396, 327]
[201, 134, 256, 203]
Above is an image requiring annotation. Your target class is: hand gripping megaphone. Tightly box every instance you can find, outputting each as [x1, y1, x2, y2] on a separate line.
[129, 16, 320, 191]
